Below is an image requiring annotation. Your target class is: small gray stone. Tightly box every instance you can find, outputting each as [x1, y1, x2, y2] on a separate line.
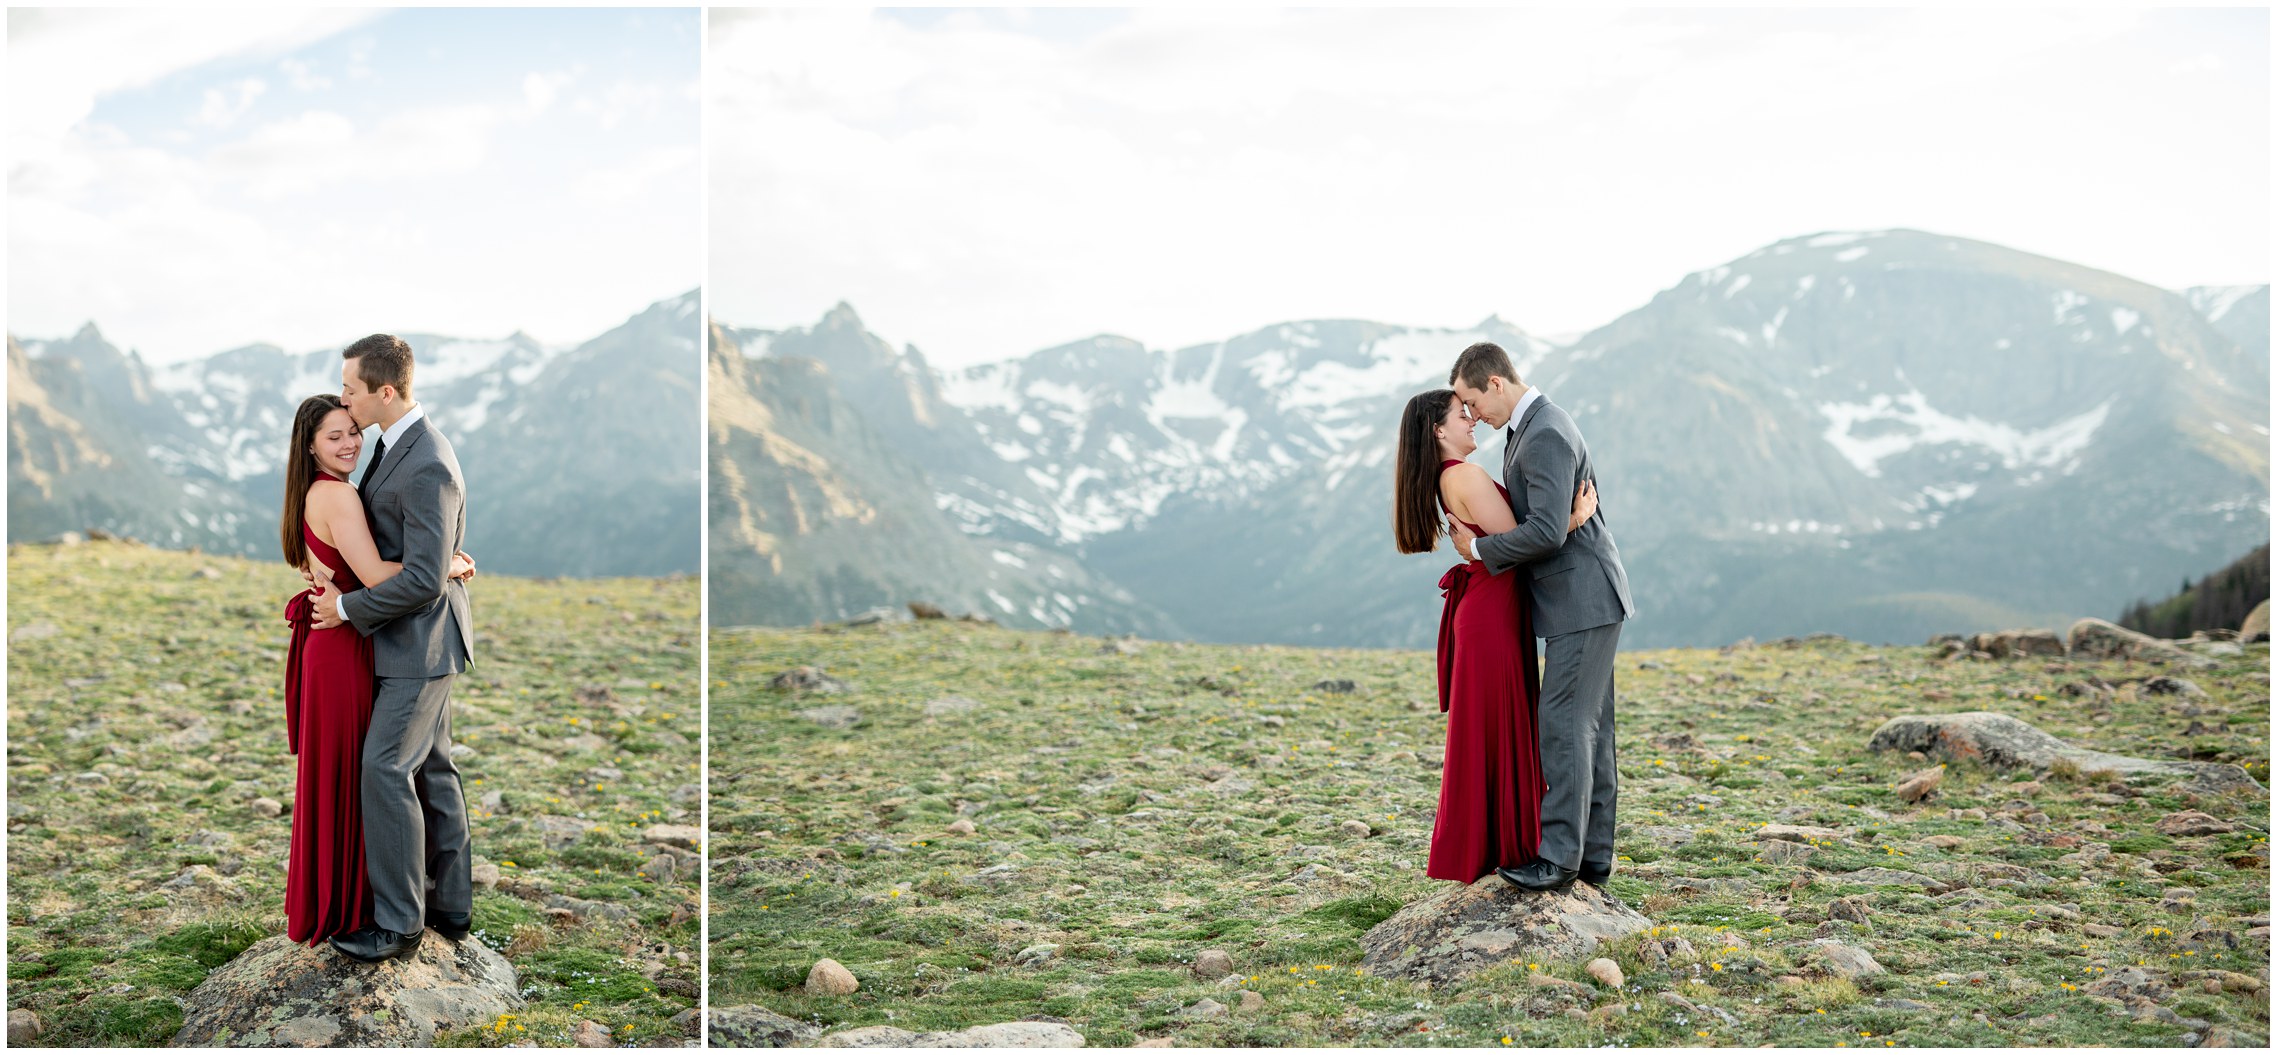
[1194, 949, 1235, 980]
[8, 1009, 41, 1046]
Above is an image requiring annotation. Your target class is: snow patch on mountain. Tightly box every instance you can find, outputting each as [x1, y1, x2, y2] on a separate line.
[1819, 390, 2115, 479]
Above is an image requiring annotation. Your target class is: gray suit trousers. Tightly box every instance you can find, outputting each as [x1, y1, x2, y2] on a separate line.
[1537, 621, 1621, 872]
[362, 672, 473, 933]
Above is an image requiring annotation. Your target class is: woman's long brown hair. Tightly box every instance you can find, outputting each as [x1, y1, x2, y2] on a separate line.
[1394, 389, 1457, 554]
[281, 394, 346, 570]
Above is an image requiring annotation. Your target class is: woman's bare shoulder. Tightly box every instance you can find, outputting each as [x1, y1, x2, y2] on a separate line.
[1439, 461, 1496, 488]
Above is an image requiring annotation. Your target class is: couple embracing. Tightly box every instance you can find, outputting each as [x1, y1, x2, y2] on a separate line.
[279, 334, 478, 961]
[1395, 341, 1635, 892]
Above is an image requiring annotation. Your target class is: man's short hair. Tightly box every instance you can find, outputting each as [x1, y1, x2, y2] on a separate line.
[1450, 341, 1517, 391]
[343, 334, 414, 401]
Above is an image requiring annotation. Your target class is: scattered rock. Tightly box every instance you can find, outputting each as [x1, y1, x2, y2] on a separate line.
[572, 1019, 614, 1047]
[249, 797, 283, 818]
[1638, 935, 1696, 968]
[1826, 897, 1872, 923]
[842, 607, 908, 627]
[1896, 765, 1944, 803]
[1194, 949, 1235, 980]
[11, 622, 60, 643]
[1014, 944, 1059, 966]
[1970, 628, 2066, 659]
[1179, 999, 1227, 1020]
[2084, 923, 2123, 938]
[1359, 879, 1651, 989]
[160, 864, 243, 906]
[1756, 841, 1818, 866]
[946, 818, 977, 836]
[709, 1005, 822, 1047]
[1865, 712, 2263, 794]
[1922, 835, 1965, 850]
[2068, 618, 2215, 668]
[1586, 958, 1625, 988]
[1805, 940, 1885, 979]
[172, 933, 521, 1046]
[806, 958, 859, 996]
[770, 667, 850, 694]
[2156, 811, 2236, 837]
[645, 824, 704, 849]
[1311, 679, 1357, 694]
[8, 1009, 40, 1046]
[1752, 824, 1848, 844]
[817, 1022, 1086, 1047]
[1339, 820, 1372, 839]
[2143, 677, 2208, 698]
[795, 705, 861, 730]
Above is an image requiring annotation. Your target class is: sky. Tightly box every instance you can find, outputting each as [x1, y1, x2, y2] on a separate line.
[709, 6, 2270, 369]
[9, 7, 700, 363]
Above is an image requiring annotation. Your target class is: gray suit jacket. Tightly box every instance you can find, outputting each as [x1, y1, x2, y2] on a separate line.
[346, 416, 473, 677]
[1474, 395, 1636, 639]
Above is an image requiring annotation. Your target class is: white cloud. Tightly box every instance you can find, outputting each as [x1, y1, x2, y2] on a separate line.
[196, 77, 268, 128]
[524, 70, 576, 113]
[9, 9, 700, 360]
[279, 57, 332, 93]
[710, 7, 2267, 368]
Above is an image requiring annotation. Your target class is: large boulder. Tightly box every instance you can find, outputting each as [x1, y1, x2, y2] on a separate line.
[2242, 600, 2271, 644]
[173, 933, 520, 1046]
[709, 1005, 821, 1048]
[1359, 880, 1652, 989]
[2068, 618, 2215, 668]
[1866, 712, 2262, 794]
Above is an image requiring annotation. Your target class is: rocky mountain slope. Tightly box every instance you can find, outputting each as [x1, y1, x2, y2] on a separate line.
[8, 292, 701, 577]
[713, 230, 2267, 647]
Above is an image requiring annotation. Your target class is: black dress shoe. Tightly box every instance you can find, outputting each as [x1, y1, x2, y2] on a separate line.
[427, 909, 472, 941]
[1578, 861, 1614, 886]
[1496, 860, 1580, 891]
[330, 926, 423, 963]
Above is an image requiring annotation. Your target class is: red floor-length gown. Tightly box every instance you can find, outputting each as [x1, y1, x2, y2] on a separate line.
[1425, 460, 1547, 883]
[283, 472, 376, 943]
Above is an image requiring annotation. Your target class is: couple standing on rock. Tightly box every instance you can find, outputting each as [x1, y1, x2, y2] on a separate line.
[281, 334, 479, 962]
[1396, 341, 1635, 891]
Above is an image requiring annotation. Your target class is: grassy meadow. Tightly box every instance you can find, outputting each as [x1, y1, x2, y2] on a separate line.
[5, 538, 700, 1046]
[710, 617, 2268, 1047]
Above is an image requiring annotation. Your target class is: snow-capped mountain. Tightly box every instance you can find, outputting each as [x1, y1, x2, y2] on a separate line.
[8, 291, 700, 576]
[717, 230, 2267, 647]
[707, 322, 1177, 634]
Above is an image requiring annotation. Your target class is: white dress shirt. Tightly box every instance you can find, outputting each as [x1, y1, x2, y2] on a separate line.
[1460, 385, 1542, 561]
[339, 403, 425, 626]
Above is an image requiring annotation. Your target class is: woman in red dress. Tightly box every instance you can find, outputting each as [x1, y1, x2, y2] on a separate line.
[280, 394, 472, 944]
[1394, 390, 1594, 883]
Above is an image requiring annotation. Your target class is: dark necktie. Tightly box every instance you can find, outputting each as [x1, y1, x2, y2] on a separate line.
[359, 435, 388, 503]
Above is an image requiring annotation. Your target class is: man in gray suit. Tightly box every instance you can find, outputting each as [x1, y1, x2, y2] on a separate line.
[1446, 341, 1635, 892]
[309, 333, 477, 961]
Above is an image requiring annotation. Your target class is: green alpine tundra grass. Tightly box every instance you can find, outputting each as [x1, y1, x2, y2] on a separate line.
[6, 539, 700, 1046]
[711, 617, 2267, 1047]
